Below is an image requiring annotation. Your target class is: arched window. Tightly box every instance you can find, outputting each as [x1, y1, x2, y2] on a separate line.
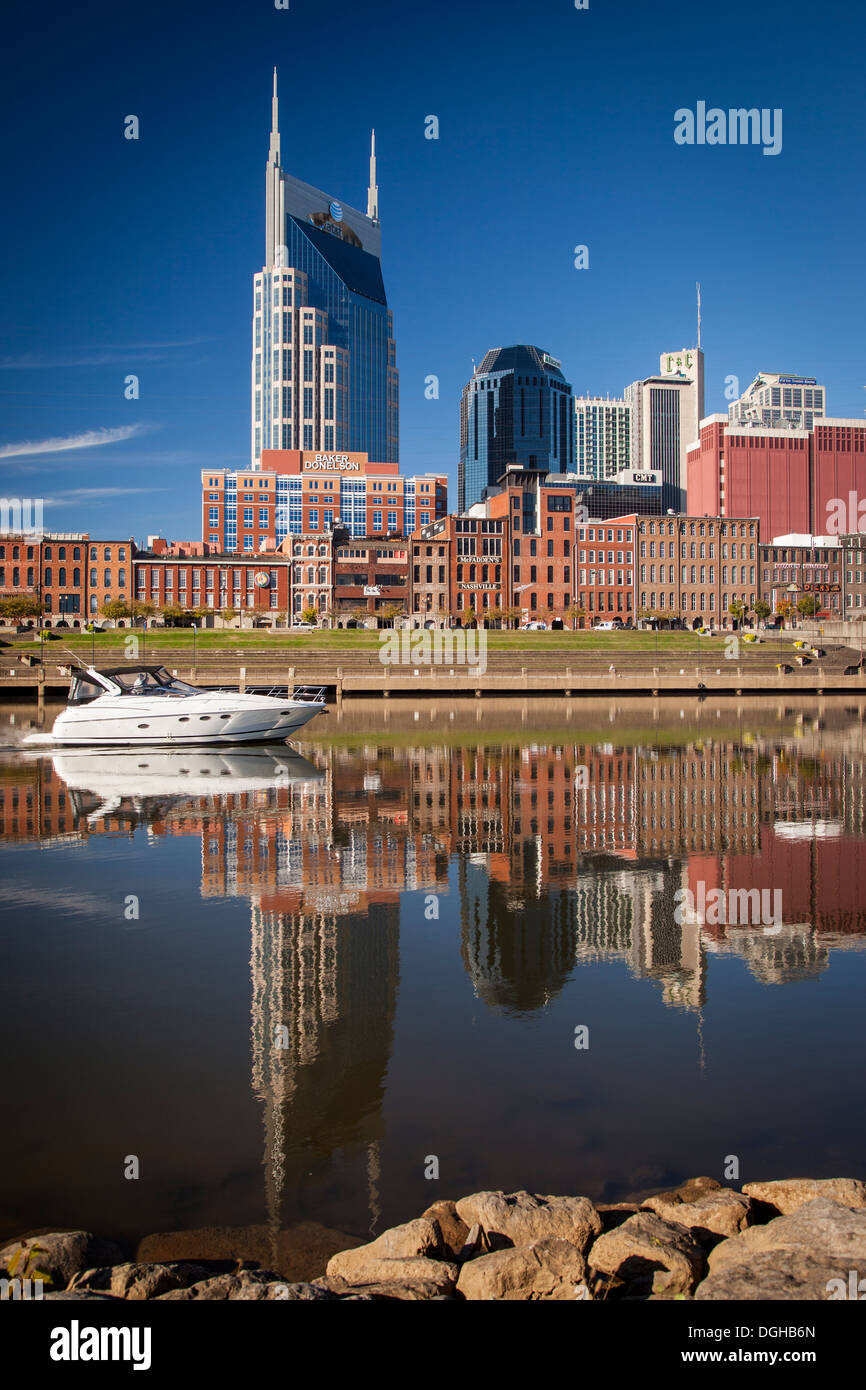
[73, 547, 80, 561]
[13, 546, 20, 560]
[26, 568, 34, 586]
[90, 569, 97, 586]
[44, 546, 52, 560]
[45, 595, 52, 612]
[44, 568, 52, 586]
[90, 596, 97, 614]
[307, 567, 315, 584]
[118, 569, 126, 588]
[104, 547, 111, 562]
[12, 568, 20, 586]
[58, 567, 66, 586]
[59, 547, 66, 560]
[73, 569, 80, 586]
[104, 569, 111, 588]
[318, 566, 327, 584]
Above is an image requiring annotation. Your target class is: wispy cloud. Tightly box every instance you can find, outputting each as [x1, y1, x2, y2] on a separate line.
[43, 487, 168, 503]
[0, 424, 146, 459]
[0, 340, 207, 369]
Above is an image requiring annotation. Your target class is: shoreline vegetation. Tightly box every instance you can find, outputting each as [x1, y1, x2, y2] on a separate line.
[3, 1177, 865, 1301]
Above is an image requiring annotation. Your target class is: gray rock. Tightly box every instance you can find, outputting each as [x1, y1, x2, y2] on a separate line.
[454, 1191, 601, 1254]
[741, 1178, 866, 1216]
[326, 1218, 454, 1287]
[324, 1251, 459, 1293]
[457, 1237, 588, 1301]
[708, 1197, 866, 1274]
[156, 1270, 330, 1300]
[69, 1261, 211, 1300]
[320, 1274, 455, 1300]
[643, 1189, 753, 1244]
[420, 1200, 470, 1260]
[0, 1232, 124, 1293]
[588, 1212, 706, 1296]
[696, 1249, 866, 1301]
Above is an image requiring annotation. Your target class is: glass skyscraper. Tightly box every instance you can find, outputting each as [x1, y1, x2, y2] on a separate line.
[459, 346, 574, 511]
[251, 72, 398, 467]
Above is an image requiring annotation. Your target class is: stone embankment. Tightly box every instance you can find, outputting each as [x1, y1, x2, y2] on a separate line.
[3, 1177, 865, 1301]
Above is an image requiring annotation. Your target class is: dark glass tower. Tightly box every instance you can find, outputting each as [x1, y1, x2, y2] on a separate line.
[253, 72, 398, 465]
[459, 346, 574, 511]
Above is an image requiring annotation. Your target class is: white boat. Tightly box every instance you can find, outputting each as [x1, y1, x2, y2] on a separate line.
[23, 665, 326, 747]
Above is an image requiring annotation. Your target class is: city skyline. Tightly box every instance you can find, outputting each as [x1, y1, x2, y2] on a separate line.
[1, 0, 864, 542]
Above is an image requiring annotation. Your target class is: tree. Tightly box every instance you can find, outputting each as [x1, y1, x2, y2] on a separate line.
[565, 604, 584, 631]
[221, 606, 237, 625]
[301, 606, 318, 625]
[728, 598, 746, 628]
[379, 602, 404, 628]
[753, 598, 771, 623]
[131, 601, 155, 625]
[161, 603, 186, 626]
[101, 598, 132, 621]
[0, 594, 41, 621]
[797, 593, 819, 618]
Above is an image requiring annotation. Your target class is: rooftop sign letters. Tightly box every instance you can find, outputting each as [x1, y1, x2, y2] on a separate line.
[303, 454, 361, 472]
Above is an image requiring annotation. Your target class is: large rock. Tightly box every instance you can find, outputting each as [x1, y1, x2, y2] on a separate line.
[69, 1262, 211, 1300]
[157, 1271, 335, 1300]
[0, 1232, 124, 1293]
[324, 1252, 458, 1294]
[457, 1238, 588, 1301]
[454, 1192, 601, 1254]
[643, 1189, 753, 1244]
[643, 1176, 722, 1205]
[708, 1197, 866, 1275]
[588, 1212, 706, 1296]
[742, 1178, 866, 1216]
[696, 1249, 866, 1301]
[421, 1201, 470, 1260]
[317, 1274, 454, 1301]
[325, 1217, 451, 1285]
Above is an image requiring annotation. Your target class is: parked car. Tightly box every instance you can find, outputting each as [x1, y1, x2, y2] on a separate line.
[594, 621, 619, 631]
[521, 621, 547, 631]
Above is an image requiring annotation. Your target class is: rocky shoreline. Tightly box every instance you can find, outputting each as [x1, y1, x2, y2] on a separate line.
[3, 1177, 865, 1301]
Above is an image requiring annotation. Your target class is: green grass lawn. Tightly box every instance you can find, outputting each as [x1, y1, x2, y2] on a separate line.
[12, 627, 738, 654]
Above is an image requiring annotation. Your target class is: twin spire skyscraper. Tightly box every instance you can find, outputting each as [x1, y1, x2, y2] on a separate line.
[252, 70, 398, 466]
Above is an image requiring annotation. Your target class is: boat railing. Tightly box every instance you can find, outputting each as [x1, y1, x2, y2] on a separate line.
[290, 685, 327, 703]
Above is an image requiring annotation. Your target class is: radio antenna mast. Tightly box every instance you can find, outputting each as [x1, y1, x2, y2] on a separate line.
[696, 281, 702, 350]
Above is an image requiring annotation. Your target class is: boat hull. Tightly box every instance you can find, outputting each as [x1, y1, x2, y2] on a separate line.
[40, 696, 324, 747]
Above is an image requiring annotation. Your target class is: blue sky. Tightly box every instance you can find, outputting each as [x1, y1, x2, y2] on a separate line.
[1, 0, 864, 543]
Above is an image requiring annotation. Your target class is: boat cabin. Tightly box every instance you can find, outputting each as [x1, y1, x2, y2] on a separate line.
[67, 666, 199, 704]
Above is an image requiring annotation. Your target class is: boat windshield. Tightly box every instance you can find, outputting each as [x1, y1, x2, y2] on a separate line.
[112, 669, 199, 697]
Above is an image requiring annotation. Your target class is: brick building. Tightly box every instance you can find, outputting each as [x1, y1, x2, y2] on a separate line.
[576, 514, 637, 622]
[332, 538, 409, 624]
[133, 550, 292, 621]
[202, 450, 446, 553]
[85, 538, 135, 620]
[759, 535, 843, 619]
[687, 415, 866, 540]
[408, 525, 452, 626]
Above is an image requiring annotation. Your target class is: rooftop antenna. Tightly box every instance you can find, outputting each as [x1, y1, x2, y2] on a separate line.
[696, 281, 702, 351]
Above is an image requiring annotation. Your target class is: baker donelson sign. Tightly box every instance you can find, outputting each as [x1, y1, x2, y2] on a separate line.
[303, 454, 361, 472]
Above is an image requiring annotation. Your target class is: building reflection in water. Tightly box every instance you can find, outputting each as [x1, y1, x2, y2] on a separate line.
[4, 714, 866, 1243]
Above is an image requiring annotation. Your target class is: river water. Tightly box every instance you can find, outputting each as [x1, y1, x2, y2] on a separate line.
[1, 696, 865, 1269]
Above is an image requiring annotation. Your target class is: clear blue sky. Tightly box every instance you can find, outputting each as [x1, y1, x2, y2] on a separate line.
[1, 0, 864, 543]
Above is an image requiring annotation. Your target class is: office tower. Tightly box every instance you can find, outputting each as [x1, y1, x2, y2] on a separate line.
[625, 348, 704, 512]
[251, 72, 398, 467]
[728, 372, 826, 431]
[573, 395, 631, 479]
[459, 346, 574, 512]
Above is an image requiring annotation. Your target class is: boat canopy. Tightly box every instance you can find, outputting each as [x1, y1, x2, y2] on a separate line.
[67, 666, 199, 703]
